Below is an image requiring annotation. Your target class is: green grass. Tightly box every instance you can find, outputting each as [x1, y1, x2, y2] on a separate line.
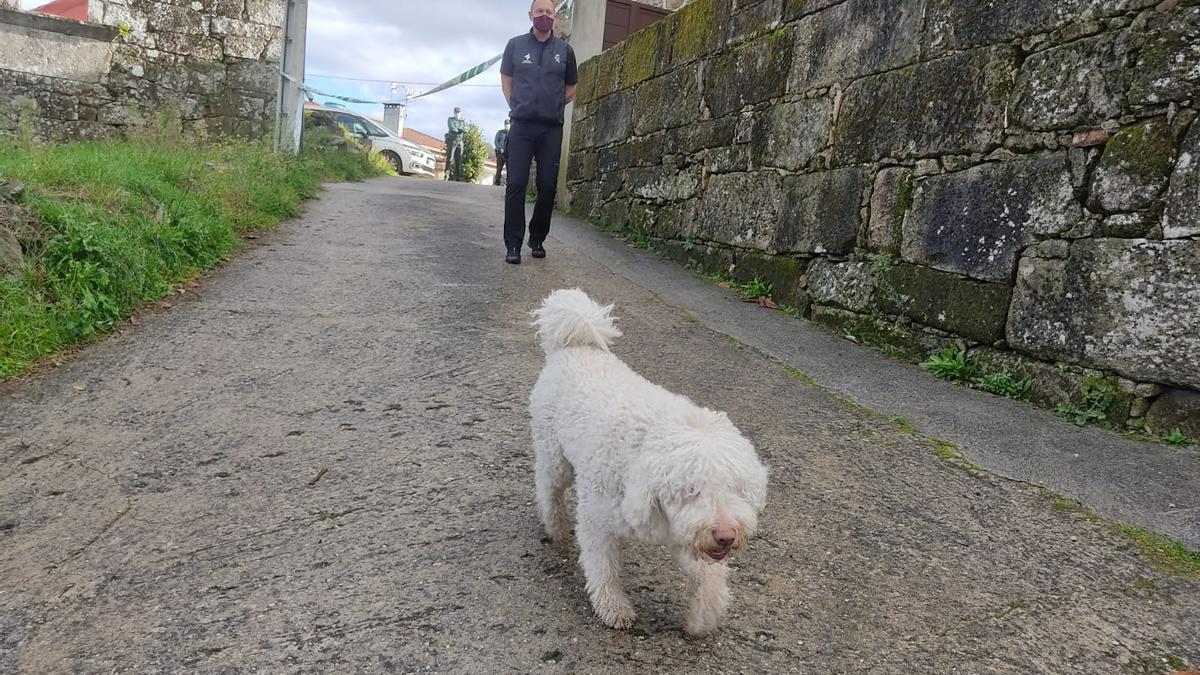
[975, 372, 1033, 399]
[738, 276, 773, 300]
[1116, 525, 1200, 576]
[889, 415, 914, 434]
[0, 134, 385, 380]
[921, 346, 976, 383]
[1163, 427, 1196, 447]
[1056, 377, 1118, 428]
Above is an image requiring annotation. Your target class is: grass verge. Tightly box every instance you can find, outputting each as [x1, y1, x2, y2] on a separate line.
[0, 134, 386, 380]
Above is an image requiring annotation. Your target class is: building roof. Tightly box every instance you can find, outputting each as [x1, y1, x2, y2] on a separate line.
[403, 128, 445, 152]
[32, 0, 87, 21]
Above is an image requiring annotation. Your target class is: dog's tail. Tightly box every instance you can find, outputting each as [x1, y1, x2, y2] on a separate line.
[531, 288, 622, 354]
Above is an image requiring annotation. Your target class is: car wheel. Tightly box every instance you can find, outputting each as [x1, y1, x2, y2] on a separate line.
[382, 151, 403, 174]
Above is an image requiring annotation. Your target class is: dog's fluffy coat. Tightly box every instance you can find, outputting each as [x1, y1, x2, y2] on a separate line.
[529, 289, 769, 636]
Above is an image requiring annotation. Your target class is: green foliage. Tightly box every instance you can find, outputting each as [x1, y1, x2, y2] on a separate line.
[1116, 525, 1200, 576]
[1163, 427, 1196, 447]
[974, 372, 1033, 400]
[1056, 377, 1117, 427]
[0, 134, 384, 379]
[738, 276, 773, 300]
[460, 122, 489, 184]
[921, 346, 976, 383]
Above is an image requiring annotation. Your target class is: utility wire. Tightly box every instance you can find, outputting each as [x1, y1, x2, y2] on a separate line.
[307, 73, 503, 88]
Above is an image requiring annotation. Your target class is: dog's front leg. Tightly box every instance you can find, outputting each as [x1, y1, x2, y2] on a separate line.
[674, 550, 730, 637]
[576, 525, 636, 629]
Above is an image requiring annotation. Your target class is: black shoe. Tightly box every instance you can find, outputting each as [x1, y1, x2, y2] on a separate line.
[530, 243, 546, 259]
[506, 247, 521, 265]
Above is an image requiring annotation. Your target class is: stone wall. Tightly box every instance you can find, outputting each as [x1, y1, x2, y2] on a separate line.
[0, 1, 283, 142]
[566, 0, 1200, 433]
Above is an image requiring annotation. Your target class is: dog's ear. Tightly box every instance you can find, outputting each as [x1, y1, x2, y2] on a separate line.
[620, 457, 664, 532]
[740, 460, 770, 514]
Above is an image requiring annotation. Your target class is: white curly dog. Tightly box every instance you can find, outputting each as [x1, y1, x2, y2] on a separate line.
[529, 289, 769, 637]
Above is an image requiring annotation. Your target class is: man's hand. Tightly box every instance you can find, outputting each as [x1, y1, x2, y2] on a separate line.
[502, 75, 513, 108]
[565, 83, 576, 104]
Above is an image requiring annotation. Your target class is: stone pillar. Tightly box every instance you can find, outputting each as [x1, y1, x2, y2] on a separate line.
[383, 102, 406, 136]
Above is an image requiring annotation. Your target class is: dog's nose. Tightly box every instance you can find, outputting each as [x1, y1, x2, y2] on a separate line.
[713, 527, 736, 548]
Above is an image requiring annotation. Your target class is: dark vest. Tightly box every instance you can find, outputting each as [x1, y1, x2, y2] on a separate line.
[507, 32, 570, 125]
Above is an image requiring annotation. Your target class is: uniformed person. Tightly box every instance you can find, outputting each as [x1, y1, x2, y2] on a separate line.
[493, 119, 511, 186]
[445, 107, 466, 182]
[499, 0, 578, 264]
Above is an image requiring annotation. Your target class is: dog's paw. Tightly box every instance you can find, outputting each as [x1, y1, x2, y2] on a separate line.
[596, 605, 637, 630]
[683, 618, 720, 638]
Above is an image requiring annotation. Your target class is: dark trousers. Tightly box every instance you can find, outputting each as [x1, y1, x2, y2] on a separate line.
[446, 135, 464, 181]
[493, 152, 507, 185]
[504, 120, 563, 251]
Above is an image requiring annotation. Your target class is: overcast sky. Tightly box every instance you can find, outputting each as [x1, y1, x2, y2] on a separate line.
[304, 0, 541, 145]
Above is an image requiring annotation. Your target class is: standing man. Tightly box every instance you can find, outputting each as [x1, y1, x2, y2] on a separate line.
[493, 119, 511, 186]
[446, 106, 466, 182]
[499, 0, 577, 264]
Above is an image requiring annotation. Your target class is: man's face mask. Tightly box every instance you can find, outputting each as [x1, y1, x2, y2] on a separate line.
[532, 14, 554, 33]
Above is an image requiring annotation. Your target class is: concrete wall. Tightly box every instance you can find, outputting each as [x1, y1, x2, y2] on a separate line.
[565, 0, 1200, 433]
[0, 1, 284, 142]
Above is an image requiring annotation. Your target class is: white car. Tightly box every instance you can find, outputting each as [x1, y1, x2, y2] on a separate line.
[308, 106, 436, 177]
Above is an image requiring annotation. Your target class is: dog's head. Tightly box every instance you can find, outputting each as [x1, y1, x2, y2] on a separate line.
[621, 409, 769, 563]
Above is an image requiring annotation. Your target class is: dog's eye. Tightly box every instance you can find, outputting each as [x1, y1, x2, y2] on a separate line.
[683, 486, 701, 501]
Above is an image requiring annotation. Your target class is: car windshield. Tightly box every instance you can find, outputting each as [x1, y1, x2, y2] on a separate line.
[335, 113, 391, 138]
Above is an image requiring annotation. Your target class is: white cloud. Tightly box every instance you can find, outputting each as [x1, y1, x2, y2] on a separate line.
[304, 0, 538, 143]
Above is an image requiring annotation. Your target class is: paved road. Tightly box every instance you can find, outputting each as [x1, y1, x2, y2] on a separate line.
[2, 178, 1197, 673]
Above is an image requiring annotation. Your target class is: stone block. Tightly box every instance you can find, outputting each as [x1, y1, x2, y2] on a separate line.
[776, 168, 865, 254]
[633, 64, 701, 136]
[832, 47, 1015, 164]
[1162, 113, 1200, 238]
[1125, 6, 1200, 106]
[903, 153, 1080, 283]
[664, 116, 737, 156]
[597, 142, 631, 173]
[224, 32, 275, 60]
[882, 262, 1012, 344]
[1145, 388, 1200, 436]
[575, 57, 598, 105]
[626, 165, 701, 202]
[749, 97, 831, 171]
[786, 0, 923, 93]
[694, 171, 783, 249]
[227, 59, 275, 94]
[144, 1, 206, 34]
[705, 145, 751, 173]
[1088, 119, 1175, 213]
[703, 29, 793, 118]
[0, 225, 22, 276]
[868, 167, 913, 252]
[1011, 32, 1126, 131]
[155, 32, 223, 60]
[208, 0, 246, 19]
[733, 251, 810, 310]
[782, 0, 845, 21]
[622, 23, 662, 87]
[925, 0, 1157, 54]
[724, 0, 784, 46]
[667, 0, 726, 67]
[566, 151, 597, 183]
[246, 0, 285, 27]
[593, 90, 633, 147]
[1008, 238, 1200, 389]
[628, 133, 665, 167]
[807, 260, 878, 313]
[593, 43, 624, 97]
